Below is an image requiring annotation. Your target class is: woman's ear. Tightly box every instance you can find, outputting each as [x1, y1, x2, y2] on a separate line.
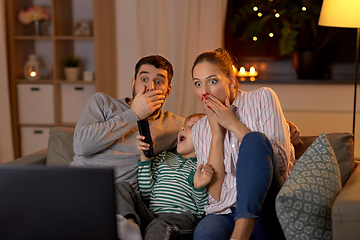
[229, 75, 236, 89]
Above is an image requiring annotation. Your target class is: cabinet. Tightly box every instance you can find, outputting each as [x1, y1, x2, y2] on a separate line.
[60, 84, 96, 124]
[6, 0, 117, 158]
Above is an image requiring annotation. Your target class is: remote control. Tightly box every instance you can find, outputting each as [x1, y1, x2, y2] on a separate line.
[137, 119, 154, 158]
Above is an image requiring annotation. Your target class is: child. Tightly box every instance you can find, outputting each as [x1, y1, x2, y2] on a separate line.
[116, 113, 212, 240]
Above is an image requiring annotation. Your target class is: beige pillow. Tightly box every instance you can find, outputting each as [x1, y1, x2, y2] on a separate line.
[294, 132, 354, 187]
[47, 127, 75, 166]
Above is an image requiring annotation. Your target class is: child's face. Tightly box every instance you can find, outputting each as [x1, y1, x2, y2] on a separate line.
[176, 117, 200, 159]
[192, 61, 233, 105]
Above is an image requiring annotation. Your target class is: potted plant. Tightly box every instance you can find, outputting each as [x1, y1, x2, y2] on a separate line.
[62, 55, 80, 81]
[231, 0, 339, 79]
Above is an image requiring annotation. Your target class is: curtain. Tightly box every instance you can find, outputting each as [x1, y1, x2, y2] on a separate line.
[0, 1, 14, 163]
[116, 0, 228, 118]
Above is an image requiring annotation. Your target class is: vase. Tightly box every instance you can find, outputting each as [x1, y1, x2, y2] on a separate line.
[34, 20, 40, 36]
[64, 67, 79, 81]
[292, 51, 329, 80]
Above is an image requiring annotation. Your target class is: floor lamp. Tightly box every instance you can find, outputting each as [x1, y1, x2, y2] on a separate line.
[318, 0, 360, 135]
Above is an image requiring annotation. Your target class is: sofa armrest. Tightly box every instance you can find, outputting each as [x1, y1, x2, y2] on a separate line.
[332, 164, 360, 240]
[3, 149, 48, 165]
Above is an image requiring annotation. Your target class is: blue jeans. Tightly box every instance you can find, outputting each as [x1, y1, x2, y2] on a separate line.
[194, 132, 285, 240]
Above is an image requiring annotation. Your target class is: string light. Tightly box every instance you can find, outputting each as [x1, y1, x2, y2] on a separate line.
[253, 6, 258, 11]
[253, 36, 258, 41]
[269, 33, 274, 37]
[302, 7, 306, 11]
[275, 13, 280, 18]
[258, 12, 262, 17]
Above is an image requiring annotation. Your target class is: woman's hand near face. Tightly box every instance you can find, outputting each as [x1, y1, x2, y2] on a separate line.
[204, 101, 225, 139]
[204, 93, 250, 142]
[204, 93, 236, 129]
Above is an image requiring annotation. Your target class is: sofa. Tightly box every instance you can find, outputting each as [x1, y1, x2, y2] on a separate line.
[4, 127, 360, 239]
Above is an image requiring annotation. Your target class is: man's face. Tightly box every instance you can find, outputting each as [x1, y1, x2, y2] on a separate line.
[131, 64, 171, 99]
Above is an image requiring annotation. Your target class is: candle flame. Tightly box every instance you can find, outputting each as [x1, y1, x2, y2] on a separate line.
[250, 67, 256, 74]
[240, 67, 246, 74]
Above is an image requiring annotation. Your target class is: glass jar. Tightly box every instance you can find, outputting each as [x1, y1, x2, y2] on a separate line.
[24, 54, 40, 80]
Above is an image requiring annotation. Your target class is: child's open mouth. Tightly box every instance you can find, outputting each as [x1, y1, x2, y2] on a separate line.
[179, 135, 186, 142]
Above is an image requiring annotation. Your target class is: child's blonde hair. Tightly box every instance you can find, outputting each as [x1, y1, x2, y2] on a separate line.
[185, 113, 206, 124]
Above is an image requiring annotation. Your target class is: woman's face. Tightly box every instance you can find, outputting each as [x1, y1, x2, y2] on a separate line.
[193, 61, 233, 105]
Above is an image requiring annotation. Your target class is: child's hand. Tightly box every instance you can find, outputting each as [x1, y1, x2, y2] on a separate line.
[136, 135, 156, 161]
[194, 163, 214, 188]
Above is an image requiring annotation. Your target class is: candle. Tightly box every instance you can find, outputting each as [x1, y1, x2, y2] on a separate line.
[239, 67, 247, 77]
[232, 65, 238, 75]
[249, 66, 258, 77]
[24, 54, 40, 80]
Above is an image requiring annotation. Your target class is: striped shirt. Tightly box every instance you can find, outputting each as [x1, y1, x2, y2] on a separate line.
[192, 87, 295, 215]
[138, 151, 207, 220]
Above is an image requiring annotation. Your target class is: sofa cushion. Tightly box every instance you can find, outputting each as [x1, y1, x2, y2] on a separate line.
[276, 132, 342, 240]
[294, 132, 354, 187]
[47, 127, 75, 166]
[331, 166, 360, 240]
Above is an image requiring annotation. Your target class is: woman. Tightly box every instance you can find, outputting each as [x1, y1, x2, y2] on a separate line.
[191, 48, 296, 240]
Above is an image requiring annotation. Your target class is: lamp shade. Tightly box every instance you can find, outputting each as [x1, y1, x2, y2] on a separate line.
[319, 0, 360, 28]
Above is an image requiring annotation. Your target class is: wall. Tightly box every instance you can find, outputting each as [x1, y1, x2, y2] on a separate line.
[241, 83, 359, 159]
[115, 0, 138, 100]
[0, 0, 14, 163]
[114, 0, 228, 118]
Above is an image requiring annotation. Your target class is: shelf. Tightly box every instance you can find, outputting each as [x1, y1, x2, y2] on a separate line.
[18, 123, 76, 128]
[16, 79, 54, 84]
[54, 36, 94, 40]
[16, 79, 96, 84]
[6, 0, 116, 158]
[18, 123, 55, 128]
[55, 80, 95, 84]
[14, 36, 53, 40]
[14, 35, 94, 40]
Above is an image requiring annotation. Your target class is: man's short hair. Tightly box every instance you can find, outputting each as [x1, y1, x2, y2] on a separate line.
[134, 55, 174, 84]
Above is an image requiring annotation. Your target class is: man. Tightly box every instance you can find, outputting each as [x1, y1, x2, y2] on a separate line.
[70, 55, 185, 190]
